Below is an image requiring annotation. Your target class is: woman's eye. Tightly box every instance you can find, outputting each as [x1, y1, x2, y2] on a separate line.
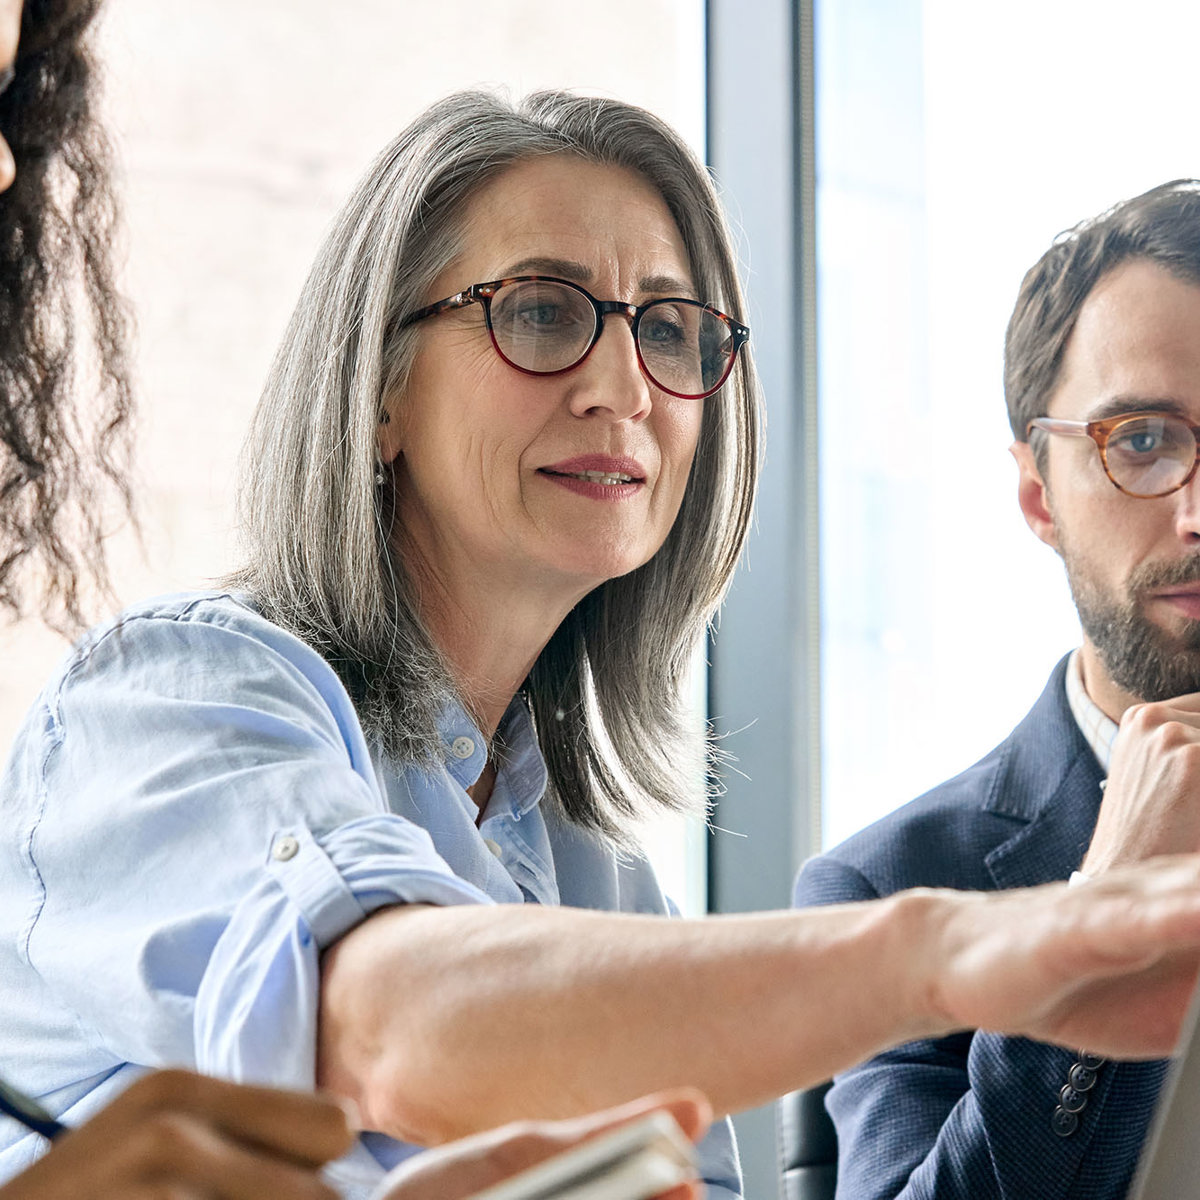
[517, 303, 564, 327]
[642, 315, 686, 345]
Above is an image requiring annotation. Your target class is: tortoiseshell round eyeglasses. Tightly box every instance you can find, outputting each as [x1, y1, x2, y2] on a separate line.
[400, 275, 749, 401]
[1028, 411, 1200, 498]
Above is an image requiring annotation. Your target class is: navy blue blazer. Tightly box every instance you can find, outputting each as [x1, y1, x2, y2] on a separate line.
[795, 657, 1168, 1200]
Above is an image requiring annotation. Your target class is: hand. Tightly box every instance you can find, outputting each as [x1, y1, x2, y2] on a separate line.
[372, 1089, 711, 1200]
[1083, 694, 1200, 874]
[0, 1069, 355, 1200]
[912, 855, 1200, 1057]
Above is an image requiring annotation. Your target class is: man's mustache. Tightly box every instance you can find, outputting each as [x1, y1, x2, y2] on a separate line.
[1131, 554, 1200, 594]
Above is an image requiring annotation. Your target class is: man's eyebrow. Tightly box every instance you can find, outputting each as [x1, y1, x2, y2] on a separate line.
[498, 258, 697, 298]
[1088, 395, 1192, 421]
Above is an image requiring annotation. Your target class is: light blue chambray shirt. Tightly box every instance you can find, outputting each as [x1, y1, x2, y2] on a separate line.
[0, 592, 740, 1199]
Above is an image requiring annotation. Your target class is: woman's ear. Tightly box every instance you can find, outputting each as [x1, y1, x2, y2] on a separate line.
[1010, 439, 1059, 551]
[378, 401, 401, 464]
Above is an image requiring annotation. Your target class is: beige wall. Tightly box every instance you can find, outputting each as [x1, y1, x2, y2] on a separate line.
[0, 1, 705, 741]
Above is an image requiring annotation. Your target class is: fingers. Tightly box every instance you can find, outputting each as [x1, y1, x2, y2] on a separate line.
[2, 1094, 344, 1200]
[1087, 701, 1200, 869]
[373, 1090, 710, 1200]
[929, 857, 1200, 1052]
[114, 1110, 342, 1200]
[542, 1088, 711, 1147]
[110, 1070, 356, 1166]
[1122, 691, 1200, 724]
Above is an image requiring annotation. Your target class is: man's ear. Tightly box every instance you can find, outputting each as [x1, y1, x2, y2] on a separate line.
[378, 400, 401, 465]
[1010, 439, 1059, 551]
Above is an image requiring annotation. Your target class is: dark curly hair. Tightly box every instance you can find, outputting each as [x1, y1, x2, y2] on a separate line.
[0, 0, 134, 629]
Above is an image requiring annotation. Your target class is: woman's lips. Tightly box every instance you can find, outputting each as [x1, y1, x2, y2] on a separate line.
[537, 454, 647, 498]
[540, 453, 646, 481]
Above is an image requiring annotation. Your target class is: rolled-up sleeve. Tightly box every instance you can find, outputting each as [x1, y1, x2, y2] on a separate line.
[20, 595, 492, 1081]
[196, 815, 492, 1086]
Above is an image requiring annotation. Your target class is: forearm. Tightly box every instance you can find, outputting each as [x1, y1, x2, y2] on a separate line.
[317, 895, 942, 1144]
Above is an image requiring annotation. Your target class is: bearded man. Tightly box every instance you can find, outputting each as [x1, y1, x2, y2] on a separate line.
[794, 179, 1200, 1200]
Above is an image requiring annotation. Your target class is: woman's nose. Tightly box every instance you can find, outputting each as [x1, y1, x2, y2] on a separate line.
[565, 314, 653, 421]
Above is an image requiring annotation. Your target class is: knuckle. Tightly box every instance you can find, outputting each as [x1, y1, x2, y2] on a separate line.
[135, 1112, 198, 1165]
[131, 1068, 201, 1113]
[486, 1126, 558, 1177]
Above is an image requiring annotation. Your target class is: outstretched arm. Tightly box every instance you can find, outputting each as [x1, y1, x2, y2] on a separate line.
[318, 856, 1200, 1146]
[795, 854, 1165, 1200]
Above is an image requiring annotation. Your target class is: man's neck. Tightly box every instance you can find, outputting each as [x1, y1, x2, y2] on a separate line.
[1077, 640, 1142, 722]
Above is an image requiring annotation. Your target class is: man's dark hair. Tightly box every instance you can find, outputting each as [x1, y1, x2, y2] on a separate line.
[1005, 179, 1200, 448]
[0, 0, 134, 629]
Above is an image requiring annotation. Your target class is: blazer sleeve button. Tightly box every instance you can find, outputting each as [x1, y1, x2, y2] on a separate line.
[1052, 1106, 1080, 1138]
[1069, 1063, 1098, 1092]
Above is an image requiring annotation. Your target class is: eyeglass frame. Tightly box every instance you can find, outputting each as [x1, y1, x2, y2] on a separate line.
[398, 274, 751, 401]
[1027, 411, 1200, 498]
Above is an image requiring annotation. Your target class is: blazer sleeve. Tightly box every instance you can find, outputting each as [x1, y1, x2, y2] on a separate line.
[794, 853, 1166, 1200]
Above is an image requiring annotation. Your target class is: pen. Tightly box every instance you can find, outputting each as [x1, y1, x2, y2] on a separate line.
[0, 1076, 67, 1141]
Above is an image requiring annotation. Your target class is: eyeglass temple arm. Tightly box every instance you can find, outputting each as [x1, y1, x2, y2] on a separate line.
[1027, 417, 1090, 436]
[401, 290, 481, 328]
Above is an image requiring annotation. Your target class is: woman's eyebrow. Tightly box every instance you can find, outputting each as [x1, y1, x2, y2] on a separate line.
[499, 258, 696, 298]
[640, 273, 697, 298]
[501, 256, 592, 281]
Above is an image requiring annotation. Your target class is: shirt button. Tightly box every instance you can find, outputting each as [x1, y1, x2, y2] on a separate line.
[483, 838, 503, 858]
[1059, 1085, 1087, 1115]
[451, 736, 476, 759]
[1078, 1052, 1107, 1071]
[272, 835, 300, 862]
[1051, 1106, 1079, 1138]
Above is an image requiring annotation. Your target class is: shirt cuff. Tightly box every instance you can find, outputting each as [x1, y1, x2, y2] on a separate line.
[193, 814, 493, 1089]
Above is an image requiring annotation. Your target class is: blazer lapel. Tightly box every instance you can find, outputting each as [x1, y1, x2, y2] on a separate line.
[982, 657, 1106, 890]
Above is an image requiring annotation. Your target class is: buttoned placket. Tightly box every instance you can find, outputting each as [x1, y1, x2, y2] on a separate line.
[437, 705, 558, 906]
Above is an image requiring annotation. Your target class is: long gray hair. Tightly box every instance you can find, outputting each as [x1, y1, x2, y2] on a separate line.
[229, 90, 762, 841]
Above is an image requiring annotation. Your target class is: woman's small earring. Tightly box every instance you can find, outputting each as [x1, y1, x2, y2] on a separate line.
[375, 468, 385, 486]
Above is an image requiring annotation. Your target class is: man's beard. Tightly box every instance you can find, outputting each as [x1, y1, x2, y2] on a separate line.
[1062, 543, 1200, 702]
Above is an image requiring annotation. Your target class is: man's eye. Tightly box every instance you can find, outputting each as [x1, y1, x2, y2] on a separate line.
[1123, 431, 1162, 454]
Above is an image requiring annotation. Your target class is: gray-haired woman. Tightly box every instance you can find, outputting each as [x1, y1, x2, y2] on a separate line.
[5, 89, 1200, 1200]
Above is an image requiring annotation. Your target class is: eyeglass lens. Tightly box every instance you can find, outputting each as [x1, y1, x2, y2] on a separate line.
[1104, 414, 1198, 495]
[487, 279, 735, 398]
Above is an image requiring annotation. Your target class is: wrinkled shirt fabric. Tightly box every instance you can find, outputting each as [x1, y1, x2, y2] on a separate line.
[0, 592, 740, 1198]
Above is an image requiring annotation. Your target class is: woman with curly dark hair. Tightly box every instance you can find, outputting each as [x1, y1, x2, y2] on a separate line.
[0, 0, 133, 629]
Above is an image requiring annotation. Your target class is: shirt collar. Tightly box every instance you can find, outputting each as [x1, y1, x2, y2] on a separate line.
[1065, 648, 1119, 773]
[434, 695, 548, 817]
